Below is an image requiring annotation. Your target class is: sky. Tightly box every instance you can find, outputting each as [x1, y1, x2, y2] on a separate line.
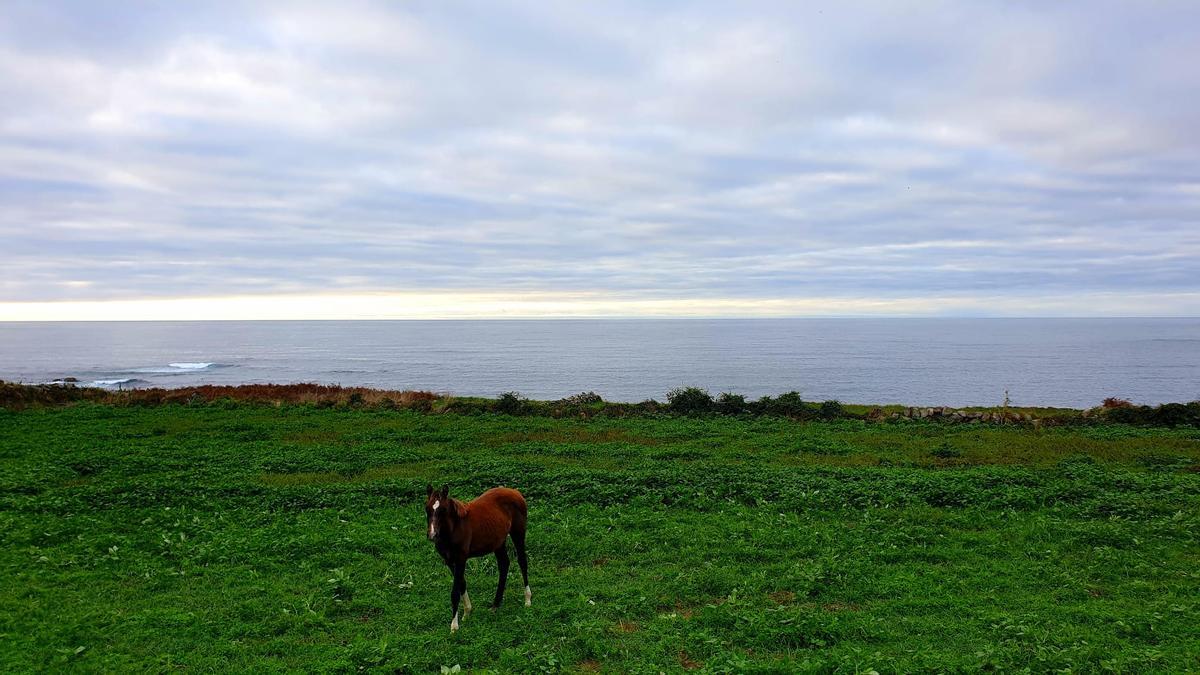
[2, 1, 1199, 320]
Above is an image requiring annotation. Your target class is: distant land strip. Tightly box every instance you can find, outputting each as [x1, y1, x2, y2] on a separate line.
[2, 381, 1197, 428]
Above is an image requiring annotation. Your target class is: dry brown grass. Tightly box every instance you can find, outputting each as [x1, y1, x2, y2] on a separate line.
[767, 590, 796, 605]
[124, 383, 442, 407]
[0, 381, 443, 411]
[678, 651, 703, 670]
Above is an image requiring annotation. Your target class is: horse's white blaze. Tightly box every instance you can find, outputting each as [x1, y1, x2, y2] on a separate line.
[450, 613, 459, 631]
[429, 500, 441, 538]
[524, 585, 532, 606]
[463, 591, 472, 612]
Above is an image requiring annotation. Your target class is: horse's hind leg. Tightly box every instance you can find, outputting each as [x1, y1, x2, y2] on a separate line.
[511, 527, 531, 606]
[492, 545, 510, 608]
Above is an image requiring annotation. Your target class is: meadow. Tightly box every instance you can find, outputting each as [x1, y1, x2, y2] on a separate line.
[1, 399, 1198, 672]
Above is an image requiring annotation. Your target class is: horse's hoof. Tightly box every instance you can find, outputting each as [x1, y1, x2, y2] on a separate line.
[450, 617, 459, 632]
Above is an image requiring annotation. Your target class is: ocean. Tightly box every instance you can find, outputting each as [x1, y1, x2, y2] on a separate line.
[0, 318, 1197, 408]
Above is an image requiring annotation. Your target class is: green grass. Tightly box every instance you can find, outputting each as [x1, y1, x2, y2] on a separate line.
[1, 403, 1198, 673]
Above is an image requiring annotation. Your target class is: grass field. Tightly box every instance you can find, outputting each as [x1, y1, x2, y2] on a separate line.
[2, 403, 1198, 672]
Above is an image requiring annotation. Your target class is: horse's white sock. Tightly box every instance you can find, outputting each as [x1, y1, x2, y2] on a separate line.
[450, 612, 459, 632]
[463, 591, 472, 613]
[524, 585, 532, 607]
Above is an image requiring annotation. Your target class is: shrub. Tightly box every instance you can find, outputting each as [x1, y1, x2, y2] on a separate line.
[561, 391, 603, 406]
[819, 400, 844, 420]
[495, 391, 527, 415]
[1105, 405, 1152, 425]
[666, 387, 714, 415]
[758, 391, 808, 418]
[715, 392, 748, 415]
[1151, 402, 1198, 427]
[637, 399, 662, 414]
[1102, 397, 1134, 409]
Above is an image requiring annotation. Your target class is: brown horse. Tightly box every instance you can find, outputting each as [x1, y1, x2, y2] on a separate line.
[425, 484, 530, 631]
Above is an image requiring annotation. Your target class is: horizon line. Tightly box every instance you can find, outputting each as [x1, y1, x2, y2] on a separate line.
[3, 315, 1199, 323]
[3, 290, 1200, 321]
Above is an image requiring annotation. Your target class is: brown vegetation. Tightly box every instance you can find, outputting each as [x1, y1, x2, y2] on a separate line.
[0, 381, 441, 411]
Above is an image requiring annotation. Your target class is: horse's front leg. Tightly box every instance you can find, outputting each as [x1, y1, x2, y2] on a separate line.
[449, 560, 466, 631]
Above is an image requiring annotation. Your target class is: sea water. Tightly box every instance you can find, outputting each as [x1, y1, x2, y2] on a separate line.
[1, 318, 1197, 407]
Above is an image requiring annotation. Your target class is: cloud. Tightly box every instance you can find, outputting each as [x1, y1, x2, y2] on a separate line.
[1, 0, 1198, 318]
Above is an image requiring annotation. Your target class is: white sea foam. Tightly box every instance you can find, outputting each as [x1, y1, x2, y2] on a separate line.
[126, 362, 221, 374]
[92, 378, 146, 386]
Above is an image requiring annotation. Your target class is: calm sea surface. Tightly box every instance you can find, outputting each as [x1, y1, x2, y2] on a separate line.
[1, 319, 1197, 408]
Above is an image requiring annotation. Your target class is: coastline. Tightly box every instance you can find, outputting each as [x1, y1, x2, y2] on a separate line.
[2, 380, 1196, 428]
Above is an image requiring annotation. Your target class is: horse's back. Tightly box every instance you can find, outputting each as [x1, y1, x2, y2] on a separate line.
[475, 487, 526, 522]
[463, 488, 526, 555]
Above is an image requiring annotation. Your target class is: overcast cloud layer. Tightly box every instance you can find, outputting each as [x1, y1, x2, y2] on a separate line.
[2, 1, 1199, 317]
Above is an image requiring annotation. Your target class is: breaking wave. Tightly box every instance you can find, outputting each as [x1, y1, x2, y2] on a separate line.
[126, 362, 227, 374]
[91, 378, 151, 387]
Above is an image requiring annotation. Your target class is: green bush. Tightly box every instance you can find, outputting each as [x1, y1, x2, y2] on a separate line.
[1106, 402, 1200, 427]
[667, 387, 714, 415]
[755, 391, 809, 418]
[716, 392, 748, 415]
[1152, 402, 1199, 427]
[496, 391, 527, 415]
[559, 391, 603, 406]
[637, 399, 662, 414]
[819, 400, 844, 420]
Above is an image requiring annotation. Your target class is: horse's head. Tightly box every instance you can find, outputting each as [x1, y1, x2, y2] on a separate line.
[425, 484, 454, 541]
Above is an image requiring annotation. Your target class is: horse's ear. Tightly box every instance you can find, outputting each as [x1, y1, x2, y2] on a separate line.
[425, 484, 433, 497]
[439, 484, 449, 500]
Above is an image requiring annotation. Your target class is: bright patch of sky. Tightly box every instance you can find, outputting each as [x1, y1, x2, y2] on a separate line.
[2, 1, 1199, 318]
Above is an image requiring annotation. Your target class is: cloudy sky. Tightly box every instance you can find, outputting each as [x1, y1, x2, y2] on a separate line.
[2, 1, 1199, 319]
